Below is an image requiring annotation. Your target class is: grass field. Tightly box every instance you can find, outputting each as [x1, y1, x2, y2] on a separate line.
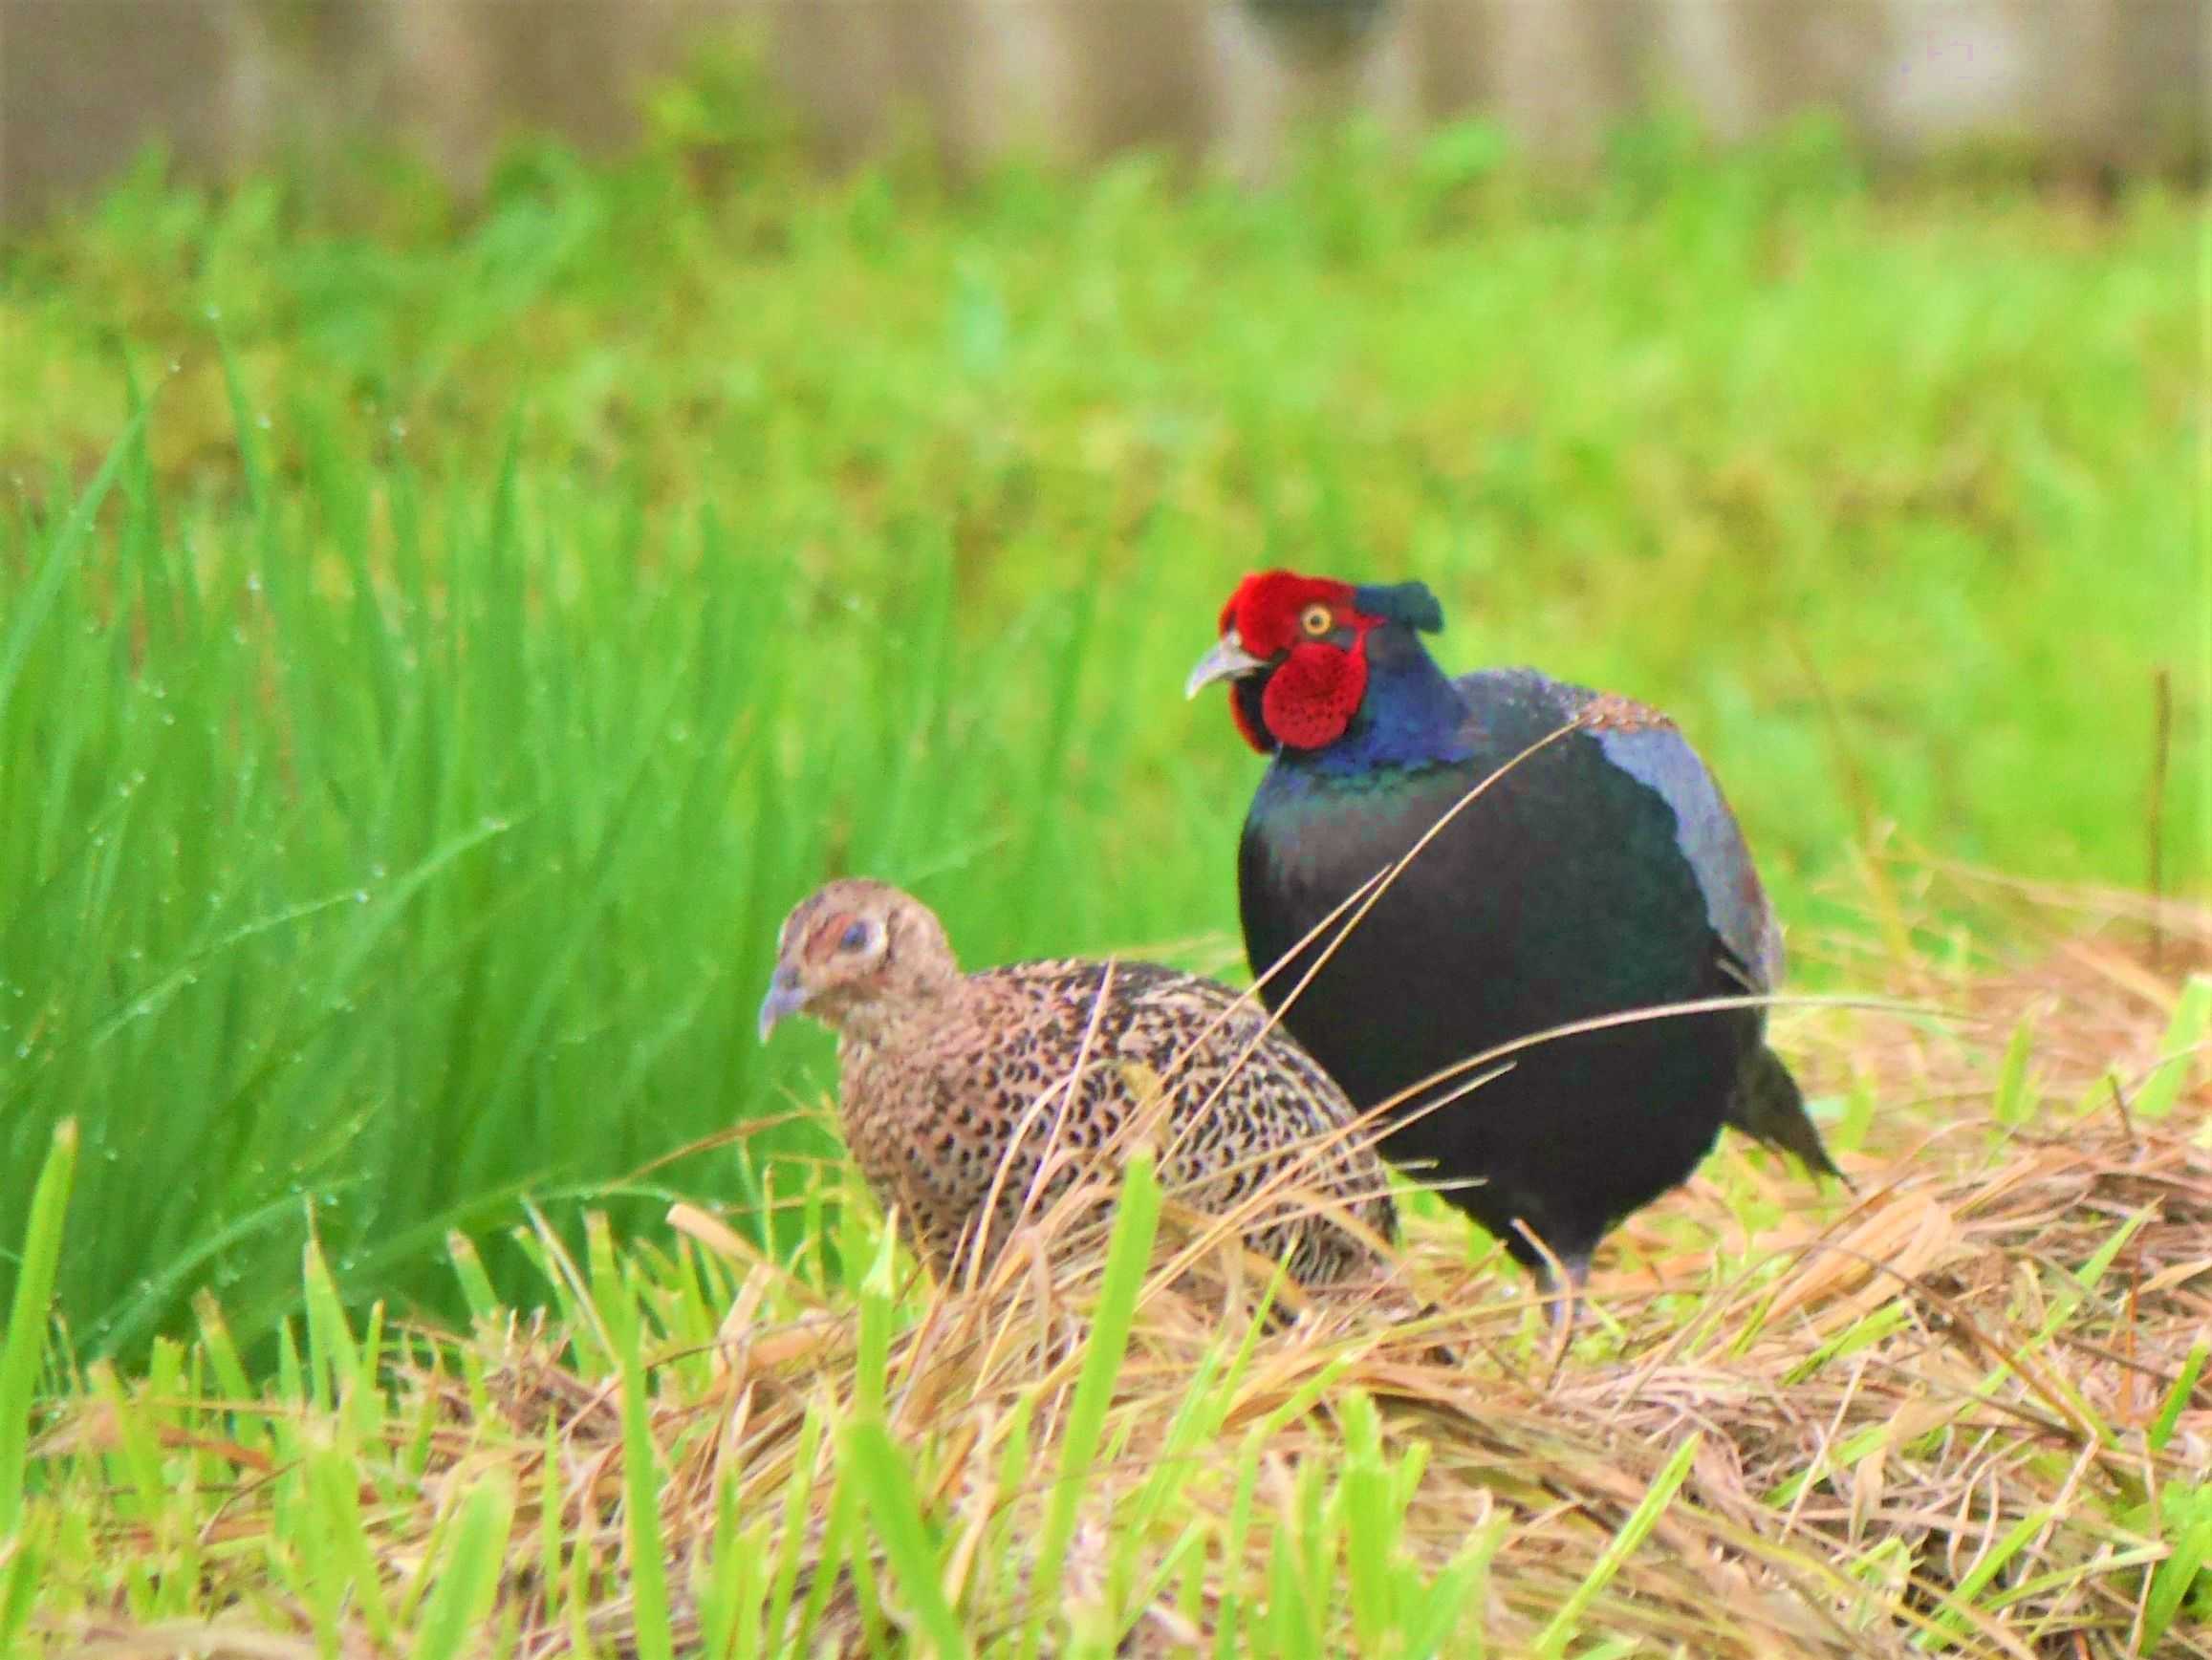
[3, 60, 2208, 1653]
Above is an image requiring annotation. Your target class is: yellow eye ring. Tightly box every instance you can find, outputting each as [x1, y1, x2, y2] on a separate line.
[1299, 604, 1334, 637]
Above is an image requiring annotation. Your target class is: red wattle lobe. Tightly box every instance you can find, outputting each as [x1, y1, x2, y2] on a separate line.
[1262, 643, 1367, 750]
[1229, 685, 1271, 754]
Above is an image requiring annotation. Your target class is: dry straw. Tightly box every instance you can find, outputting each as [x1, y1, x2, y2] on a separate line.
[18, 869, 2212, 1657]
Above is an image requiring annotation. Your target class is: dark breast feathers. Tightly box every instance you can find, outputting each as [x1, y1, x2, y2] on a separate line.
[1239, 664, 1831, 1273]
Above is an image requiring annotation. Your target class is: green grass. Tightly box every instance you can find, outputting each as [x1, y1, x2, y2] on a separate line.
[0, 75, 2203, 1367]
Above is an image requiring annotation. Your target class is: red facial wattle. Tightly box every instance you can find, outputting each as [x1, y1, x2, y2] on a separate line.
[1260, 640, 1369, 749]
[1227, 683, 1271, 754]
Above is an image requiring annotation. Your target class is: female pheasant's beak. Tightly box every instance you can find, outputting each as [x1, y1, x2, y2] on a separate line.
[756, 967, 811, 1043]
[1184, 630, 1269, 700]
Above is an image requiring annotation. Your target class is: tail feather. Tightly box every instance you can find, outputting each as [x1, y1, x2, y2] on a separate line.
[1728, 1046, 1852, 1191]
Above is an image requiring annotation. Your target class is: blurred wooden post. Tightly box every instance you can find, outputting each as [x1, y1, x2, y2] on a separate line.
[0, 0, 2203, 225]
[1656, 0, 1760, 142]
[963, 0, 1081, 162]
[1484, 0, 1615, 160]
[1209, 0, 1420, 183]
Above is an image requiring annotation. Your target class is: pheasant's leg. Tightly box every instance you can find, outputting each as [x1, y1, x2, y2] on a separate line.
[1538, 1246, 1592, 1384]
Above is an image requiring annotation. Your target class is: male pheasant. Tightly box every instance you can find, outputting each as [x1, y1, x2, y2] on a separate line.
[1186, 570, 1840, 1286]
[758, 878, 1397, 1289]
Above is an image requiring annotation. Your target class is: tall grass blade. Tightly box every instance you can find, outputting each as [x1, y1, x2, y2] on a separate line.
[0, 1120, 77, 1540]
[2142, 1483, 2212, 1648]
[843, 1416, 973, 1659]
[0, 1520, 42, 1650]
[762, 1404, 827, 1650]
[1018, 1150, 1162, 1660]
[450, 1230, 502, 1326]
[2136, 973, 2211, 1119]
[2149, 1340, 2209, 1454]
[1404, 1516, 1507, 1660]
[1533, 1434, 1701, 1658]
[414, 1472, 517, 1660]
[590, 1214, 676, 1660]
[1911, 1508, 2051, 1649]
[0, 410, 151, 720]
[1991, 1018, 2038, 1126]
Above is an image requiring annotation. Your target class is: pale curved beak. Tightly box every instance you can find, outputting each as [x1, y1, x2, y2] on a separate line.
[1183, 630, 1269, 700]
[757, 969, 810, 1044]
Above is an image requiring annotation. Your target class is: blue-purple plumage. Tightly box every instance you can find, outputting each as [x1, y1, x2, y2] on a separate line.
[1469, 668, 1786, 993]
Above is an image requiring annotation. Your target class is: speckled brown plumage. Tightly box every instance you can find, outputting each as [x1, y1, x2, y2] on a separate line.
[758, 879, 1397, 1289]
[1575, 690, 1678, 734]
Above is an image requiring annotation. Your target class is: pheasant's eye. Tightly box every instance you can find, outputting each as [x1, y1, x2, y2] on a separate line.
[1299, 604, 1334, 638]
[837, 920, 874, 953]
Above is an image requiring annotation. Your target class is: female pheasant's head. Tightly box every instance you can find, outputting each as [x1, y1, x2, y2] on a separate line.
[757, 878, 960, 1042]
[1185, 570, 1445, 753]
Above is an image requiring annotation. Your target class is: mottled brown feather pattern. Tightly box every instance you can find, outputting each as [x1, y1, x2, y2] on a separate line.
[765, 880, 1397, 1289]
[1576, 690, 1678, 733]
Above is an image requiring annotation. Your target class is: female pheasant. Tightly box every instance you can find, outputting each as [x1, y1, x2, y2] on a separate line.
[1186, 569, 1840, 1286]
[757, 879, 1397, 1289]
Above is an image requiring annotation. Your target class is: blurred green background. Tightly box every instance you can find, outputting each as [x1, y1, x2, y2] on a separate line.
[2, 83, 2201, 1358]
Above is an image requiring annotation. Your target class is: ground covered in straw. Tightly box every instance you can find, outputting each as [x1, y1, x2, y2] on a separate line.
[16, 879, 2212, 1657]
